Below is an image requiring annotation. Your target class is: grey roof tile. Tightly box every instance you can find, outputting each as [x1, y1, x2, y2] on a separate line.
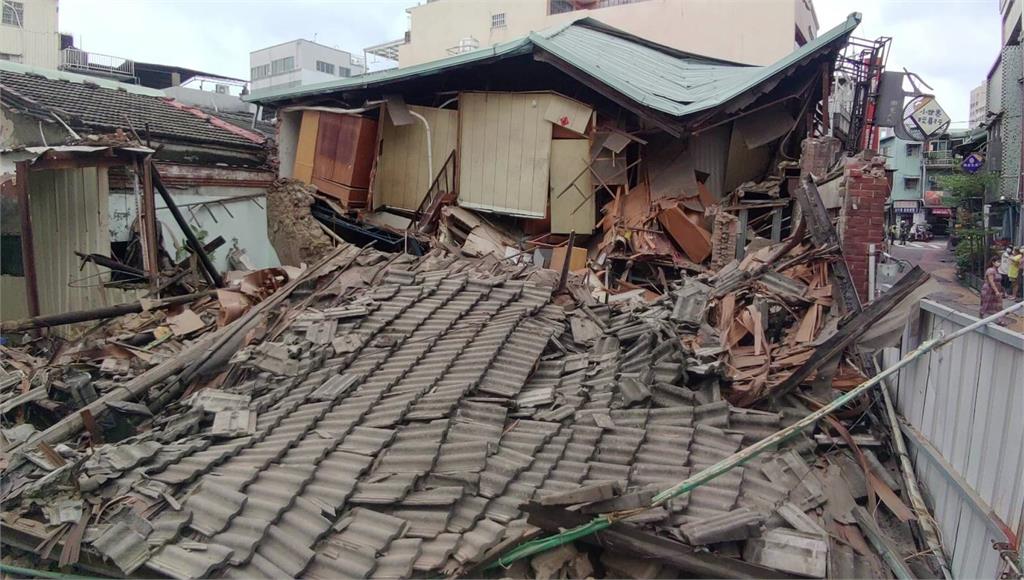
[330, 507, 408, 556]
[184, 481, 247, 536]
[694, 400, 730, 428]
[371, 538, 423, 579]
[432, 441, 490, 474]
[337, 426, 396, 455]
[399, 487, 464, 507]
[651, 382, 698, 407]
[90, 520, 149, 574]
[148, 509, 192, 547]
[306, 545, 376, 579]
[146, 543, 234, 580]
[274, 496, 333, 548]
[446, 495, 490, 533]
[742, 528, 827, 578]
[453, 518, 506, 565]
[388, 505, 454, 538]
[254, 522, 315, 577]
[350, 474, 418, 505]
[221, 551, 292, 580]
[211, 516, 269, 566]
[413, 533, 460, 572]
[679, 507, 764, 545]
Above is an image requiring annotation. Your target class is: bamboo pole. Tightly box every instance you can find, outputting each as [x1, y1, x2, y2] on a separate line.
[489, 299, 1024, 570]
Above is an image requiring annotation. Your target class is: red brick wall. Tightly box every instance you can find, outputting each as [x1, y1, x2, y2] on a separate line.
[800, 137, 841, 179]
[841, 156, 889, 301]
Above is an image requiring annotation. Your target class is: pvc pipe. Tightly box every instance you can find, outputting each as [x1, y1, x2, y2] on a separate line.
[408, 109, 433, 185]
[869, 243, 877, 300]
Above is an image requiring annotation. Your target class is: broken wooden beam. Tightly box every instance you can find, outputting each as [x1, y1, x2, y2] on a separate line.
[767, 265, 929, 402]
[520, 504, 791, 579]
[0, 290, 215, 333]
[150, 162, 224, 288]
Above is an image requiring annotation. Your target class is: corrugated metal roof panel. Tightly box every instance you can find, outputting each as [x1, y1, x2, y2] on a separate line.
[247, 15, 860, 124]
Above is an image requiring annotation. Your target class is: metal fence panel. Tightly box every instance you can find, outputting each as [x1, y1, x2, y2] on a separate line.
[888, 300, 1024, 578]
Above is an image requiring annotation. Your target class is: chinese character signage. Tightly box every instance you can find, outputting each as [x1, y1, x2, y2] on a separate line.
[909, 96, 951, 138]
[961, 153, 984, 174]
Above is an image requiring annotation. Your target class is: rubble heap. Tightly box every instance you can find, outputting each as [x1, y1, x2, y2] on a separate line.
[0, 238, 932, 579]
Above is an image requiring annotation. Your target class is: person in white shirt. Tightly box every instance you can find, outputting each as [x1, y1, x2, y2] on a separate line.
[999, 247, 1013, 292]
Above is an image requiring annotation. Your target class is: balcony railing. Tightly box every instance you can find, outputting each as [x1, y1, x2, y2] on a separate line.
[60, 48, 135, 80]
[924, 150, 959, 168]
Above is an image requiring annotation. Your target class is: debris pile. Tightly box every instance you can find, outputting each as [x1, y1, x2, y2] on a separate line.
[1, 232, 935, 579]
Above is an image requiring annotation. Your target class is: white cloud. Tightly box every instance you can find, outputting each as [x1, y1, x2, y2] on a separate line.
[59, 0, 1002, 130]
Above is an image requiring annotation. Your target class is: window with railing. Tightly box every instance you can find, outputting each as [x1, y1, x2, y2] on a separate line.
[2, 1, 24, 27]
[491, 12, 506, 28]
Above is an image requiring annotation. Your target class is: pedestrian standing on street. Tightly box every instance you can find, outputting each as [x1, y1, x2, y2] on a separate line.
[1010, 247, 1023, 301]
[999, 246, 1013, 292]
[898, 221, 909, 245]
[980, 255, 1005, 319]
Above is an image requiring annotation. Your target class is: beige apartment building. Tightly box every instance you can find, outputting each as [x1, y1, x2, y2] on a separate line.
[386, 0, 818, 67]
[0, 0, 60, 68]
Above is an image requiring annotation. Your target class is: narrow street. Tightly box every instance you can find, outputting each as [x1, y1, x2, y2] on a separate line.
[887, 238, 1024, 332]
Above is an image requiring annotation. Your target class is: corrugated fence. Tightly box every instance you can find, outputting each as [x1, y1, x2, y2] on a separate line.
[885, 299, 1024, 578]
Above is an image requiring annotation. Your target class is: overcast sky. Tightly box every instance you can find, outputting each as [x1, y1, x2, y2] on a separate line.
[60, 0, 1001, 128]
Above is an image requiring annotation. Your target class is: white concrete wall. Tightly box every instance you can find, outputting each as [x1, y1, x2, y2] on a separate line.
[0, 0, 59, 69]
[398, 0, 817, 67]
[250, 39, 366, 92]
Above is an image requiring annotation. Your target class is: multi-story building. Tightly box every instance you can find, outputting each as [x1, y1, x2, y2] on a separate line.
[969, 83, 987, 129]
[881, 131, 969, 235]
[250, 40, 365, 93]
[0, 0, 60, 68]
[368, 0, 818, 68]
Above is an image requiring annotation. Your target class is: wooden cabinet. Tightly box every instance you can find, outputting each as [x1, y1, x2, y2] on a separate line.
[310, 113, 378, 208]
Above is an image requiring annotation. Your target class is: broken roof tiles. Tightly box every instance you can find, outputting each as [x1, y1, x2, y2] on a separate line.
[0, 246, 920, 580]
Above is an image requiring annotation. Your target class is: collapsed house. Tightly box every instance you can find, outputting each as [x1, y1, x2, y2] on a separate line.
[250, 15, 860, 278]
[0, 61, 279, 327]
[0, 11, 976, 580]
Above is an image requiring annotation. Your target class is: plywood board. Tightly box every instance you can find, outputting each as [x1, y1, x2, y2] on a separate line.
[293, 110, 320, 184]
[372, 105, 458, 211]
[458, 92, 553, 218]
[544, 94, 593, 136]
[550, 139, 594, 234]
[657, 206, 712, 263]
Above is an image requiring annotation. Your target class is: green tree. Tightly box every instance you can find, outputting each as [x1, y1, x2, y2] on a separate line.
[935, 171, 997, 207]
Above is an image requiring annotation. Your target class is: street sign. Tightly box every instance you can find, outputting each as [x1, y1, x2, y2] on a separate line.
[961, 152, 984, 174]
[909, 96, 951, 138]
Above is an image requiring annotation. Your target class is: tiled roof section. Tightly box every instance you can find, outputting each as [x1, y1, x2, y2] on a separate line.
[0, 68, 263, 149]
[52, 252, 844, 579]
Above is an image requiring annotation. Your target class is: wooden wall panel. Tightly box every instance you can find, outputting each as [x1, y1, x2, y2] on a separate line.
[372, 105, 458, 210]
[550, 139, 594, 234]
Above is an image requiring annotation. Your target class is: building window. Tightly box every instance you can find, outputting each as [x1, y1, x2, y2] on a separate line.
[316, 60, 335, 75]
[0, 52, 23, 63]
[250, 64, 270, 80]
[491, 12, 506, 28]
[1, 235, 23, 276]
[2, 1, 24, 27]
[338, 66, 351, 77]
[270, 56, 295, 75]
[905, 143, 921, 156]
[903, 177, 920, 188]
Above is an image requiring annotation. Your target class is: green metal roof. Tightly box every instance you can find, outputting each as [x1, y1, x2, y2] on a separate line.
[247, 13, 861, 120]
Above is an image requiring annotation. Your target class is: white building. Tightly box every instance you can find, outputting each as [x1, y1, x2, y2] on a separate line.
[969, 83, 987, 129]
[0, 0, 60, 68]
[368, 0, 818, 68]
[250, 39, 365, 93]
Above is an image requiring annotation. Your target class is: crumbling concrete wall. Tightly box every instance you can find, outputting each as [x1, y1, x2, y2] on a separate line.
[266, 178, 334, 266]
[840, 154, 888, 300]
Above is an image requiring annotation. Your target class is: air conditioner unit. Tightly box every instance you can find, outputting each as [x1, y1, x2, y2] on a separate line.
[215, 84, 229, 95]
